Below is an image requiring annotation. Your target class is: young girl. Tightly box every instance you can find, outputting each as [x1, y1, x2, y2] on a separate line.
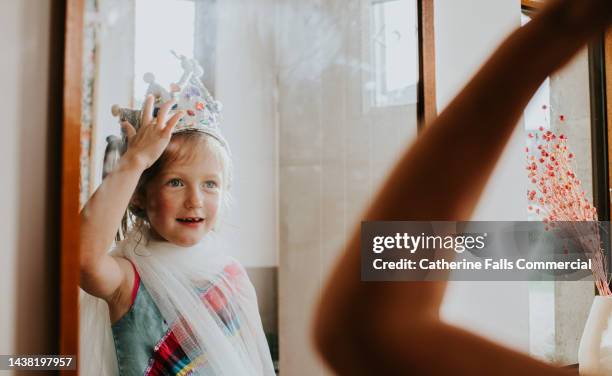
[79, 57, 275, 375]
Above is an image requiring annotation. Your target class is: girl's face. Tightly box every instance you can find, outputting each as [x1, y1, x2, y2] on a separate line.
[142, 144, 224, 246]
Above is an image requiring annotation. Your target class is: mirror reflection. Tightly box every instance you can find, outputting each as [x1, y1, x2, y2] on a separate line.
[78, 0, 420, 374]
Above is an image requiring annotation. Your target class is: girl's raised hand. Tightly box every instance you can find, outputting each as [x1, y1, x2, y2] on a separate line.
[121, 95, 184, 169]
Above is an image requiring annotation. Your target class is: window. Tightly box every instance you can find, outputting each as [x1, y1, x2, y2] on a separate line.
[365, 0, 419, 110]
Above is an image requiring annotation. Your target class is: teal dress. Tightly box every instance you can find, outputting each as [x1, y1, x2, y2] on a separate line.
[111, 263, 205, 375]
[112, 282, 169, 375]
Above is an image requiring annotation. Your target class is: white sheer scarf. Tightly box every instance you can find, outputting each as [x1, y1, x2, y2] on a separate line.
[79, 226, 275, 375]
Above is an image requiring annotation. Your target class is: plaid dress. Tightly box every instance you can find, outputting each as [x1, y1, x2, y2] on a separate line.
[111, 261, 243, 376]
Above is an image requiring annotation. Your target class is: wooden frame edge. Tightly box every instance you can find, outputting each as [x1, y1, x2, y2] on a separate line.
[521, 0, 544, 10]
[606, 29, 612, 220]
[589, 35, 610, 221]
[417, 0, 437, 130]
[61, 0, 83, 372]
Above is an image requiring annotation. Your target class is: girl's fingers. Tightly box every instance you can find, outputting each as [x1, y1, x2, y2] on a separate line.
[141, 94, 155, 126]
[156, 99, 176, 130]
[163, 111, 184, 137]
[121, 121, 136, 140]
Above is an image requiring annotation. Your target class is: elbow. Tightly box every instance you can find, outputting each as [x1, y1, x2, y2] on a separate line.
[79, 252, 96, 278]
[313, 304, 439, 375]
[79, 237, 92, 271]
[78, 232, 106, 275]
[312, 307, 339, 364]
[312, 309, 355, 374]
[312, 302, 383, 375]
[79, 245, 101, 278]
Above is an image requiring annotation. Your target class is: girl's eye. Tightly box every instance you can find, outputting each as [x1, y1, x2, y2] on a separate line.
[167, 178, 183, 187]
[204, 180, 218, 189]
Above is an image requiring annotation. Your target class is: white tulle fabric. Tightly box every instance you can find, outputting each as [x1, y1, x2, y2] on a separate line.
[79, 226, 275, 375]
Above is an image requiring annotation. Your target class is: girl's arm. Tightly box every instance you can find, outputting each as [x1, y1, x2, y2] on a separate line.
[79, 96, 182, 300]
[313, 0, 611, 375]
[79, 151, 146, 299]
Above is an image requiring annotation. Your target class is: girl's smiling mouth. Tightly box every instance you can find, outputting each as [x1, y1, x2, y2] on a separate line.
[176, 217, 205, 226]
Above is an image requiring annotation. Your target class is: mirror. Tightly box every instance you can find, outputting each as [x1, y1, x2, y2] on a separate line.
[69, 0, 432, 373]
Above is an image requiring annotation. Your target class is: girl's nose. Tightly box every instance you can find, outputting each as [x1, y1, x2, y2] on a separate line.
[185, 189, 204, 209]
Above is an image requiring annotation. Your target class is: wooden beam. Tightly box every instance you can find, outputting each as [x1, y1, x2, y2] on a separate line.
[605, 29, 612, 218]
[61, 0, 83, 372]
[422, 0, 437, 126]
[418, 0, 437, 129]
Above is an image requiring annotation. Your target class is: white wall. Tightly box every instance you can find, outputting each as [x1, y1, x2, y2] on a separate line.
[215, 0, 278, 267]
[0, 0, 55, 366]
[434, 0, 530, 353]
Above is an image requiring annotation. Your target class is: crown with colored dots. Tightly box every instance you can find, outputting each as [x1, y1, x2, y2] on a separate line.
[111, 51, 230, 155]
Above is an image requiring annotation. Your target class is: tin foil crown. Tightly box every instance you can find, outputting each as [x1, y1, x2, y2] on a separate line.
[111, 51, 228, 152]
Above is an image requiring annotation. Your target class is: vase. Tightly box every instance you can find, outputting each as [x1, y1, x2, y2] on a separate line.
[578, 296, 612, 375]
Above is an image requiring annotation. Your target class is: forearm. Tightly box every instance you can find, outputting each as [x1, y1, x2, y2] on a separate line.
[79, 152, 146, 265]
[323, 319, 573, 376]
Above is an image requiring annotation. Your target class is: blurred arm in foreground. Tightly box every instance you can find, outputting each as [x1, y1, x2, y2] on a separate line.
[313, 1, 612, 375]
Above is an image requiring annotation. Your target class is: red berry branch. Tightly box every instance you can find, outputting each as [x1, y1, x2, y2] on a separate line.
[526, 128, 611, 295]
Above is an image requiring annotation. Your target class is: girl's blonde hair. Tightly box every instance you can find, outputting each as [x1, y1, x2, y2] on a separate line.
[116, 131, 233, 241]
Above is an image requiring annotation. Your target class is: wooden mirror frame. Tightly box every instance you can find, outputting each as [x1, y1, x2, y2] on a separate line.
[606, 30, 612, 220]
[60, 0, 82, 372]
[59, 0, 437, 372]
